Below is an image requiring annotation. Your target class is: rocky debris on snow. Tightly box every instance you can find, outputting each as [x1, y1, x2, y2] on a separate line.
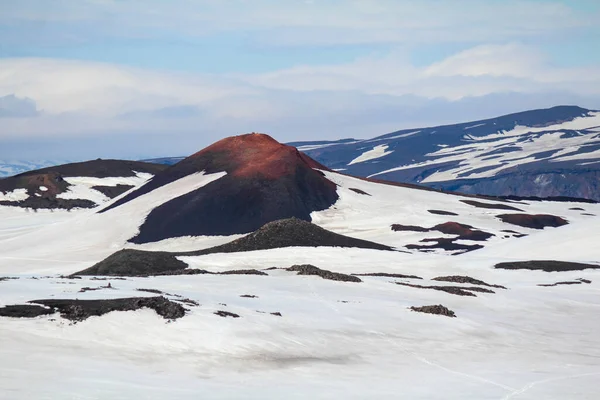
[79, 283, 114, 293]
[219, 269, 268, 276]
[496, 213, 568, 229]
[349, 188, 371, 196]
[271, 312, 282, 317]
[500, 229, 527, 238]
[214, 310, 240, 318]
[396, 282, 495, 297]
[410, 304, 456, 318]
[0, 296, 185, 321]
[137, 288, 166, 295]
[352, 272, 423, 280]
[582, 213, 596, 216]
[240, 294, 259, 298]
[538, 278, 592, 287]
[0, 276, 18, 282]
[432, 275, 506, 289]
[75, 249, 188, 277]
[287, 264, 362, 283]
[428, 209, 458, 216]
[175, 298, 200, 307]
[407, 238, 484, 254]
[460, 199, 523, 211]
[393, 222, 494, 241]
[495, 260, 600, 272]
[569, 207, 585, 211]
[391, 224, 429, 232]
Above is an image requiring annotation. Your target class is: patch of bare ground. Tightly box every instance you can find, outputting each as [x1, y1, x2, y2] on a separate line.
[287, 264, 362, 282]
[410, 305, 456, 318]
[214, 311, 240, 318]
[349, 188, 371, 196]
[538, 278, 592, 287]
[428, 209, 458, 216]
[495, 260, 600, 272]
[396, 282, 495, 297]
[432, 275, 506, 289]
[496, 214, 568, 229]
[352, 272, 423, 280]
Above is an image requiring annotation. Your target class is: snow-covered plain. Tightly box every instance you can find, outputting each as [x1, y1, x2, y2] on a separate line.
[1, 169, 599, 399]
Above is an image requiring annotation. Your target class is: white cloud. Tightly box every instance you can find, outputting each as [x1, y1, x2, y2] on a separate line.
[1, 0, 595, 46]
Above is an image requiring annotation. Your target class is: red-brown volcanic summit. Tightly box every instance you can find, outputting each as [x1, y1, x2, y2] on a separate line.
[104, 133, 340, 243]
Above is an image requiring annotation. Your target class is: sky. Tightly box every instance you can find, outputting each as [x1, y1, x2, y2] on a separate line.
[1, 0, 600, 161]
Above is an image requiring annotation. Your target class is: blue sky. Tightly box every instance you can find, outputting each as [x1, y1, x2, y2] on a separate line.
[0, 0, 599, 160]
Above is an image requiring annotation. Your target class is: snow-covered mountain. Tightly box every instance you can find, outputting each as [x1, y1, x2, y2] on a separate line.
[292, 105, 600, 200]
[1, 133, 599, 399]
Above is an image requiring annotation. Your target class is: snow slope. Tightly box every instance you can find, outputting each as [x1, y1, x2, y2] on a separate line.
[1, 157, 599, 399]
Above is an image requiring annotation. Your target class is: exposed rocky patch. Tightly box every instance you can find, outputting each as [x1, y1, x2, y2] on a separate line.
[219, 269, 267, 276]
[538, 278, 592, 287]
[79, 283, 113, 293]
[0, 276, 18, 282]
[410, 305, 456, 318]
[495, 260, 600, 272]
[396, 282, 495, 296]
[270, 312, 282, 317]
[582, 213, 596, 216]
[496, 213, 568, 229]
[391, 224, 429, 232]
[184, 218, 393, 256]
[0, 197, 96, 210]
[75, 249, 188, 276]
[214, 311, 240, 318]
[287, 264, 362, 283]
[432, 275, 506, 289]
[428, 209, 458, 216]
[353, 272, 423, 280]
[240, 294, 258, 298]
[0, 304, 54, 318]
[569, 207, 585, 211]
[500, 229, 528, 238]
[460, 199, 524, 211]
[91, 184, 134, 199]
[0, 296, 185, 321]
[406, 238, 484, 254]
[349, 188, 371, 196]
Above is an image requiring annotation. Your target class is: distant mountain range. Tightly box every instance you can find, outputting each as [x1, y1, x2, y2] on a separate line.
[291, 105, 600, 201]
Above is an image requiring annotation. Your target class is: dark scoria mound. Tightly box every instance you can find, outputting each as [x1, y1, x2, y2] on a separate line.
[76, 249, 188, 276]
[0, 159, 165, 209]
[102, 133, 340, 244]
[184, 218, 393, 256]
[74, 218, 393, 277]
[0, 296, 185, 321]
[496, 213, 568, 229]
[495, 260, 600, 272]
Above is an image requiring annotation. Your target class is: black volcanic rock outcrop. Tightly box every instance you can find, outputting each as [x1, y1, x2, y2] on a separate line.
[496, 214, 569, 229]
[102, 133, 340, 243]
[76, 250, 188, 276]
[74, 218, 393, 277]
[495, 260, 600, 272]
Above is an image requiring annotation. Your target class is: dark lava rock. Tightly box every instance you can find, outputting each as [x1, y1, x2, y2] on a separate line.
[240, 294, 258, 298]
[349, 188, 371, 196]
[1, 296, 185, 321]
[0, 276, 18, 282]
[91, 184, 134, 199]
[74, 249, 188, 276]
[136, 288, 165, 294]
[428, 209, 459, 216]
[103, 133, 340, 244]
[184, 217, 393, 256]
[410, 304, 456, 318]
[538, 281, 584, 287]
[432, 222, 494, 241]
[391, 224, 429, 232]
[569, 207, 585, 211]
[460, 199, 523, 211]
[432, 275, 506, 289]
[396, 282, 495, 296]
[219, 269, 267, 276]
[287, 264, 362, 283]
[270, 312, 282, 317]
[495, 260, 600, 272]
[0, 304, 54, 318]
[214, 310, 240, 318]
[407, 238, 484, 254]
[353, 272, 423, 280]
[579, 278, 592, 284]
[496, 214, 568, 229]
